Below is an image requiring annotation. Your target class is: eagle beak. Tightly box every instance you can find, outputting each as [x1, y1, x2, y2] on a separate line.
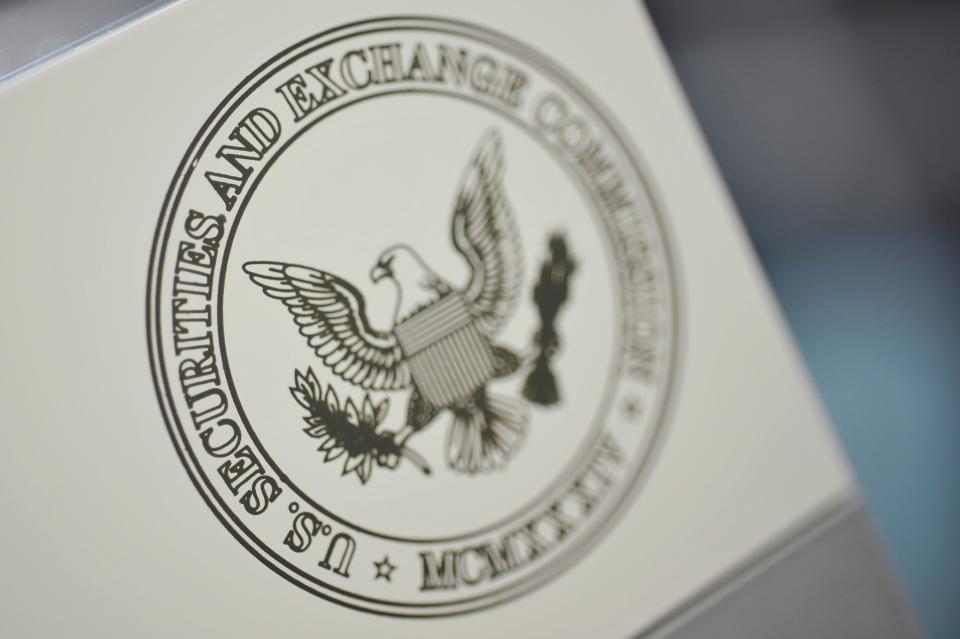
[370, 261, 392, 283]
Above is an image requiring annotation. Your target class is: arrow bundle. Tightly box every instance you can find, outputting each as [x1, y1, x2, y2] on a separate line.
[523, 233, 576, 406]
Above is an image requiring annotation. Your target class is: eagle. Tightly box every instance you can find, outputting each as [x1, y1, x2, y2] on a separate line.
[243, 130, 528, 475]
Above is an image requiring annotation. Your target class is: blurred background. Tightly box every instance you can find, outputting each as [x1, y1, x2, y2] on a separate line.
[647, 1, 960, 637]
[1, 0, 957, 636]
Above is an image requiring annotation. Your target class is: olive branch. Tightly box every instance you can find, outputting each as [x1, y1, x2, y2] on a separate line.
[289, 368, 430, 484]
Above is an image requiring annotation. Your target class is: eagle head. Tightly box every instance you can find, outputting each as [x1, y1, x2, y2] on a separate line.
[370, 244, 452, 323]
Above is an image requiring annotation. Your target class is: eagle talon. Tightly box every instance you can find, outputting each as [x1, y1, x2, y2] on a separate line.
[376, 450, 401, 469]
[394, 425, 415, 447]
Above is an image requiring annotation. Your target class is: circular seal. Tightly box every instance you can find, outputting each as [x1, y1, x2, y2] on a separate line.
[148, 16, 679, 617]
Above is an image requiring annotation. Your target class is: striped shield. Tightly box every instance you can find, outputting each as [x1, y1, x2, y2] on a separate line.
[394, 294, 496, 406]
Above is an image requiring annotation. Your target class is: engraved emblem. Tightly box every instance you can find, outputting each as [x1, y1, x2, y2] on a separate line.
[148, 17, 678, 617]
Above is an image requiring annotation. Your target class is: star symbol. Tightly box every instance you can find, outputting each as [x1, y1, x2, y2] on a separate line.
[373, 555, 396, 582]
[621, 395, 643, 422]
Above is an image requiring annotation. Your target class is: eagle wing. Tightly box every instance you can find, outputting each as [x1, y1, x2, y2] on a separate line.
[243, 261, 411, 391]
[450, 129, 523, 335]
